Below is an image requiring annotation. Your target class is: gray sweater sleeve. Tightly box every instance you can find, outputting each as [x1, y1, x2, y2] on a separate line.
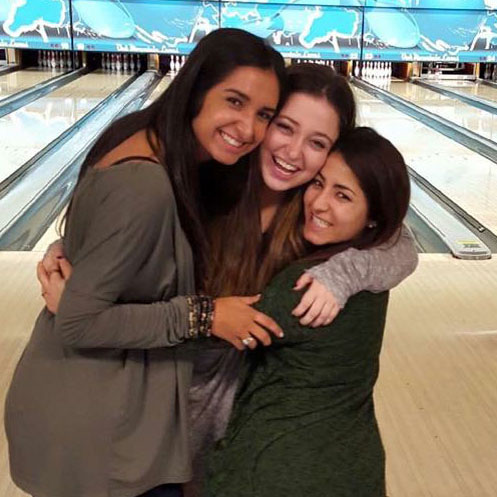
[306, 224, 418, 308]
[54, 167, 194, 349]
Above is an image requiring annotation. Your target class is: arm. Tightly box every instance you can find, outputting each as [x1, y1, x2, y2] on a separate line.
[257, 263, 388, 355]
[53, 166, 199, 349]
[51, 166, 283, 350]
[304, 224, 418, 309]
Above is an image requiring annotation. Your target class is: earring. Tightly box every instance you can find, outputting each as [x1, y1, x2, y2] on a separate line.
[367, 221, 377, 229]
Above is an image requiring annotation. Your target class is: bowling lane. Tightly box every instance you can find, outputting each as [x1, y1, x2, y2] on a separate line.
[354, 86, 497, 234]
[431, 79, 497, 104]
[33, 72, 168, 252]
[0, 67, 63, 101]
[387, 81, 497, 142]
[143, 74, 171, 107]
[0, 70, 132, 185]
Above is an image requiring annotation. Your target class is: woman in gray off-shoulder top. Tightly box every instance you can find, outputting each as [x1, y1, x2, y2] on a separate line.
[4, 28, 287, 497]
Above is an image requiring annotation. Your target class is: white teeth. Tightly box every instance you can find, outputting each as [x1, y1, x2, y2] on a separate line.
[274, 156, 298, 173]
[220, 131, 243, 148]
[312, 214, 331, 228]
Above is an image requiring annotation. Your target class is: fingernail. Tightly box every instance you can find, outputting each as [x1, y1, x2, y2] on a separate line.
[279, 333, 284, 338]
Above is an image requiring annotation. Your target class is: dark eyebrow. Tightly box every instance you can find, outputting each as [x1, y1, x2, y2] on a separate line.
[277, 114, 299, 126]
[224, 88, 249, 101]
[334, 183, 357, 196]
[224, 89, 277, 114]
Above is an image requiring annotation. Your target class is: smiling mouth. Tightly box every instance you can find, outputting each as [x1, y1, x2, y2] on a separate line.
[220, 130, 244, 149]
[273, 155, 300, 175]
[310, 213, 332, 228]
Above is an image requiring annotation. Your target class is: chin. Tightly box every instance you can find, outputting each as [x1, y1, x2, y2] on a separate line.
[303, 230, 325, 246]
[212, 151, 240, 166]
[262, 170, 294, 192]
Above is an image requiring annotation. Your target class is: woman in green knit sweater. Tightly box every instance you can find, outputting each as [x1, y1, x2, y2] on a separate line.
[204, 127, 411, 497]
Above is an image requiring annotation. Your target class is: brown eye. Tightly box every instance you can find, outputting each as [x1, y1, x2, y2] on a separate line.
[337, 191, 351, 202]
[258, 110, 273, 122]
[227, 97, 242, 107]
[311, 178, 323, 189]
[311, 140, 326, 150]
[276, 122, 292, 133]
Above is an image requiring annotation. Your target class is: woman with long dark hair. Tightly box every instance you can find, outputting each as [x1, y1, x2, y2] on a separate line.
[205, 127, 411, 497]
[5, 28, 287, 497]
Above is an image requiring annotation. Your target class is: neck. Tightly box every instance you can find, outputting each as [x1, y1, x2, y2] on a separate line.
[260, 183, 285, 233]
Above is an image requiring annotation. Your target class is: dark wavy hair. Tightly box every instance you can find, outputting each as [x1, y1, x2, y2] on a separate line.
[302, 126, 411, 262]
[63, 28, 286, 280]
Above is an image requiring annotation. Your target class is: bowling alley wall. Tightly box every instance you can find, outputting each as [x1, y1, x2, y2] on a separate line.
[0, 0, 496, 63]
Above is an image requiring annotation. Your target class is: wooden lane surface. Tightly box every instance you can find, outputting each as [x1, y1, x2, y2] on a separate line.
[0, 253, 496, 497]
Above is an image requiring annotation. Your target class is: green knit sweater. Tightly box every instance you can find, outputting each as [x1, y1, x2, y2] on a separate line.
[205, 262, 388, 497]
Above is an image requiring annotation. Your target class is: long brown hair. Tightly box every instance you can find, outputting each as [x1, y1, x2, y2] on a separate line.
[204, 127, 410, 295]
[62, 28, 286, 281]
[203, 63, 357, 296]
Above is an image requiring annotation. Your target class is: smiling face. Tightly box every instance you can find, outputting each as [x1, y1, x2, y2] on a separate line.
[259, 92, 340, 192]
[303, 151, 369, 246]
[192, 66, 280, 165]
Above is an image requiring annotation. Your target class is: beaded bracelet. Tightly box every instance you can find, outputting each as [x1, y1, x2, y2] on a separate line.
[186, 296, 214, 339]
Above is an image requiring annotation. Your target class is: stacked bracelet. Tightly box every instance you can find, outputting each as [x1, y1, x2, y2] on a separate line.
[186, 296, 214, 339]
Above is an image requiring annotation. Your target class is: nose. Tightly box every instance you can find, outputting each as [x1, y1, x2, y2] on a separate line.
[235, 110, 257, 143]
[286, 135, 304, 162]
[311, 189, 330, 214]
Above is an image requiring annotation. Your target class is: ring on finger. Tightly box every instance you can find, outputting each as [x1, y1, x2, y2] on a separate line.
[241, 336, 255, 347]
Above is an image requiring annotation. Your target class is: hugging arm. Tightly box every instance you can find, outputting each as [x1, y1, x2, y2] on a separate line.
[293, 225, 418, 324]
[53, 169, 200, 349]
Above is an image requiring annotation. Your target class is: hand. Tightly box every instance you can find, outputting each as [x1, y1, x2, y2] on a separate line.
[41, 239, 65, 274]
[37, 258, 73, 314]
[212, 295, 284, 351]
[292, 273, 341, 327]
